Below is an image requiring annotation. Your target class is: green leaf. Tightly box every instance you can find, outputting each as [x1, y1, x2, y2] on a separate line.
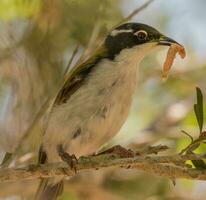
[192, 159, 206, 169]
[194, 87, 204, 133]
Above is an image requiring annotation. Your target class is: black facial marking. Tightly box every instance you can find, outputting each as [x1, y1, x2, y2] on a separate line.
[72, 128, 81, 139]
[105, 32, 137, 59]
[105, 23, 162, 59]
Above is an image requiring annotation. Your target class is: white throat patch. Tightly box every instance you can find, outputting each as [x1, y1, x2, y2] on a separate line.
[110, 29, 133, 37]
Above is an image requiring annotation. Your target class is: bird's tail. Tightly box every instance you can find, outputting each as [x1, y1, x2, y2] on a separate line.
[34, 179, 64, 200]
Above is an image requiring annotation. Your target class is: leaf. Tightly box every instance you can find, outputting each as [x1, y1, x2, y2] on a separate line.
[194, 87, 204, 133]
[192, 158, 206, 169]
[187, 152, 206, 169]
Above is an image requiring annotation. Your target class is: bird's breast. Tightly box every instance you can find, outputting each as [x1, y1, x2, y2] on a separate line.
[44, 54, 140, 160]
[63, 57, 139, 156]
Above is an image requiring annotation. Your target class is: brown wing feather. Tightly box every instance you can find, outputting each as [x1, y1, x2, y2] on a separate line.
[34, 46, 108, 200]
[54, 46, 108, 105]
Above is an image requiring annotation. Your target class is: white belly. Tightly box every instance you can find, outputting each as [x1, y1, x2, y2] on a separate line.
[64, 72, 137, 157]
[43, 48, 140, 162]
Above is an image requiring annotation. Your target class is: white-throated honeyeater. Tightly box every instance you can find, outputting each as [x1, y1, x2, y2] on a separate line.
[35, 22, 180, 200]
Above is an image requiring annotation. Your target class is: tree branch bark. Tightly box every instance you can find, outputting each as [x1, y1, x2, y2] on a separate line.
[1, 151, 206, 182]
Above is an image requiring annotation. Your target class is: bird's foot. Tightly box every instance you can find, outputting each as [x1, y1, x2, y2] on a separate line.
[58, 145, 78, 174]
[98, 145, 135, 158]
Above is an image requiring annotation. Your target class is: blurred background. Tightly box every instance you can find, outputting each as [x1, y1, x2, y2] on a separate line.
[0, 0, 206, 199]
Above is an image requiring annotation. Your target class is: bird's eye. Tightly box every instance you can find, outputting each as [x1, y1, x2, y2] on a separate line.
[135, 30, 148, 40]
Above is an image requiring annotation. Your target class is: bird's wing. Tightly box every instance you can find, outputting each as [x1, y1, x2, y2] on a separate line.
[34, 46, 109, 200]
[54, 46, 108, 105]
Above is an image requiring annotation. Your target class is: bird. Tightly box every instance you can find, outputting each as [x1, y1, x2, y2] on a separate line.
[35, 22, 179, 200]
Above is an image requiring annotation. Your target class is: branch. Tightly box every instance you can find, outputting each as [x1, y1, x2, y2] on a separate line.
[64, 45, 79, 76]
[1, 151, 206, 182]
[117, 0, 155, 25]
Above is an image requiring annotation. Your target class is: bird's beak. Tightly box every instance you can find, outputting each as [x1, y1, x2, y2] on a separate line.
[158, 35, 180, 46]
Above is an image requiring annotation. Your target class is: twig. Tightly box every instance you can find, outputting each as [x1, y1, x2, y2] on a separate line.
[64, 45, 79, 75]
[76, 3, 103, 65]
[1, 152, 206, 182]
[117, 0, 155, 26]
[181, 130, 194, 143]
[136, 145, 169, 155]
[179, 137, 204, 155]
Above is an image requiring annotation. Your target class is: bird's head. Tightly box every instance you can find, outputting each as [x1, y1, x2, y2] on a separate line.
[105, 22, 179, 60]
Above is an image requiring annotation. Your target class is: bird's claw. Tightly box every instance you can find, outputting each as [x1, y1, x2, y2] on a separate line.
[58, 145, 78, 174]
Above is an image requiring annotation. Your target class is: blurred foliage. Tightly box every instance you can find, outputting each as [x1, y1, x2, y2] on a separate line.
[0, 0, 41, 20]
[60, 192, 79, 200]
[0, 0, 123, 153]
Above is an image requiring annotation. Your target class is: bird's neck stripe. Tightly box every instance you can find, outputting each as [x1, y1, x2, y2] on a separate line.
[110, 29, 133, 37]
